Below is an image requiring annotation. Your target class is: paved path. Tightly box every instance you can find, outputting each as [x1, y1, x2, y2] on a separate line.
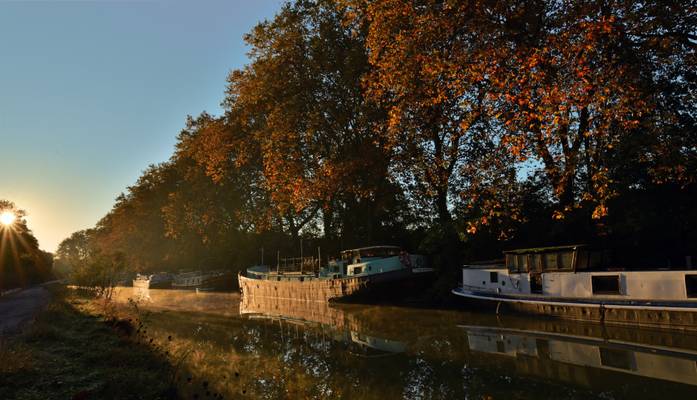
[0, 286, 50, 335]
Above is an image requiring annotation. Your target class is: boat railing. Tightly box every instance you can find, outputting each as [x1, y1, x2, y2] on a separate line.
[277, 256, 320, 274]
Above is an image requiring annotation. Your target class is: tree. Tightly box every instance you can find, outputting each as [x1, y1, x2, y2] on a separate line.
[54, 229, 95, 277]
[94, 163, 180, 272]
[355, 0, 696, 229]
[0, 200, 53, 289]
[211, 0, 410, 245]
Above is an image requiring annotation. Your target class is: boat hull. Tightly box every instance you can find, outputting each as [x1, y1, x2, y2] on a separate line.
[452, 287, 697, 331]
[239, 268, 434, 303]
[172, 273, 235, 291]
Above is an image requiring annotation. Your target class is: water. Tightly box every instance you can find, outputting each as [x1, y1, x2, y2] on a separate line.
[110, 288, 697, 399]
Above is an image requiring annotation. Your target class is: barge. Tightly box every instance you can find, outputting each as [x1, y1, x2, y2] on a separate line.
[132, 273, 173, 289]
[452, 245, 697, 330]
[239, 245, 434, 303]
[172, 270, 234, 291]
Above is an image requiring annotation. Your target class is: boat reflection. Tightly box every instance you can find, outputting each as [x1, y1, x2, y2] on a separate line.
[462, 324, 697, 387]
[240, 295, 407, 356]
[114, 286, 240, 316]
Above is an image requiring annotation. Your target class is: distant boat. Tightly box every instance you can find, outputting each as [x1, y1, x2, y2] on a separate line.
[239, 245, 434, 303]
[132, 273, 173, 289]
[172, 270, 234, 291]
[452, 245, 697, 330]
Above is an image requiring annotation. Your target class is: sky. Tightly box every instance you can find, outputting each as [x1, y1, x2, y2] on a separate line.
[0, 0, 283, 252]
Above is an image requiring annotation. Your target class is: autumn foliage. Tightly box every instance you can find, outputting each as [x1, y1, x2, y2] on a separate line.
[59, 0, 696, 277]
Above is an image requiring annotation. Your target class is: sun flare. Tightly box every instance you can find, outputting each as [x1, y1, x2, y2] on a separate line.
[0, 211, 16, 226]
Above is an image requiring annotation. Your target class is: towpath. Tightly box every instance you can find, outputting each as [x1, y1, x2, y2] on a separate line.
[0, 286, 50, 335]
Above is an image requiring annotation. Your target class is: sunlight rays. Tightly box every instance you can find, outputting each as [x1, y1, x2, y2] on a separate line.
[0, 211, 16, 226]
[0, 214, 32, 288]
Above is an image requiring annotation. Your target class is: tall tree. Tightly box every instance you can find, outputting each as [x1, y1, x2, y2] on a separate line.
[208, 0, 409, 244]
[0, 200, 52, 289]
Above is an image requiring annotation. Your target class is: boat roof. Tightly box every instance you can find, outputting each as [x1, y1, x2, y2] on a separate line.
[503, 244, 587, 255]
[340, 245, 402, 253]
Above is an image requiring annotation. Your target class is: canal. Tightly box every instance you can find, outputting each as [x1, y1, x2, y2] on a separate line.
[110, 288, 697, 399]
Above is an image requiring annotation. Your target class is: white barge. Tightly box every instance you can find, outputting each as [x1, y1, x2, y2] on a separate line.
[452, 245, 697, 330]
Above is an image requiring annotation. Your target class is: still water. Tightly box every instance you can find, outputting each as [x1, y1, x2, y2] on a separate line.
[110, 288, 697, 399]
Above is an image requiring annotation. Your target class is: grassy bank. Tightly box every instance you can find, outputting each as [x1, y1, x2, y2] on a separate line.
[0, 287, 176, 399]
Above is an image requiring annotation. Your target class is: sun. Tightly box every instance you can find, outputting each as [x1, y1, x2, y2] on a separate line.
[0, 211, 16, 226]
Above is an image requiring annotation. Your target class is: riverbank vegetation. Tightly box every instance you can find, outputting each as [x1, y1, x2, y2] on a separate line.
[0, 286, 177, 399]
[56, 1, 696, 290]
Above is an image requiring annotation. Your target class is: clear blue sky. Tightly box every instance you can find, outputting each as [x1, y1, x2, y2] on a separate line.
[0, 0, 283, 252]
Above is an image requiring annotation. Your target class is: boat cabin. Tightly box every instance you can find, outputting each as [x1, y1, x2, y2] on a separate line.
[330, 246, 412, 277]
[340, 246, 402, 264]
[461, 244, 697, 302]
[246, 245, 424, 281]
[504, 245, 606, 274]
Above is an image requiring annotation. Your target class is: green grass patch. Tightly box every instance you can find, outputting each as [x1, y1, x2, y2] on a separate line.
[0, 287, 177, 399]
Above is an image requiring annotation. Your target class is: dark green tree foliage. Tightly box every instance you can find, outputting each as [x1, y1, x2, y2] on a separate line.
[0, 200, 53, 290]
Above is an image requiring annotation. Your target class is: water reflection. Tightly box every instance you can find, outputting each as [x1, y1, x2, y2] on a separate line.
[241, 295, 407, 357]
[463, 325, 697, 387]
[113, 286, 240, 316]
[109, 287, 697, 399]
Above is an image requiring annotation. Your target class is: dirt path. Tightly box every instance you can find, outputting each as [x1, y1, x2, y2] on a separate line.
[0, 286, 50, 335]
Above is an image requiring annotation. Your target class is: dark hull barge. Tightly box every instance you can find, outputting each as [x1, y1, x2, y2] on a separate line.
[172, 270, 234, 292]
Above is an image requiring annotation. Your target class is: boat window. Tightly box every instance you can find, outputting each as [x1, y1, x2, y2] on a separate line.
[517, 255, 527, 271]
[506, 254, 524, 273]
[686, 275, 697, 298]
[592, 275, 620, 295]
[490, 271, 498, 283]
[558, 251, 574, 271]
[505, 254, 515, 272]
[544, 253, 558, 270]
[530, 254, 542, 272]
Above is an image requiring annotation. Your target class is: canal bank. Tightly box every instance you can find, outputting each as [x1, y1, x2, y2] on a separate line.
[0, 286, 177, 400]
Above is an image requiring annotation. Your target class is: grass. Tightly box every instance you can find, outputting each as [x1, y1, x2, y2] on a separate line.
[0, 286, 177, 400]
